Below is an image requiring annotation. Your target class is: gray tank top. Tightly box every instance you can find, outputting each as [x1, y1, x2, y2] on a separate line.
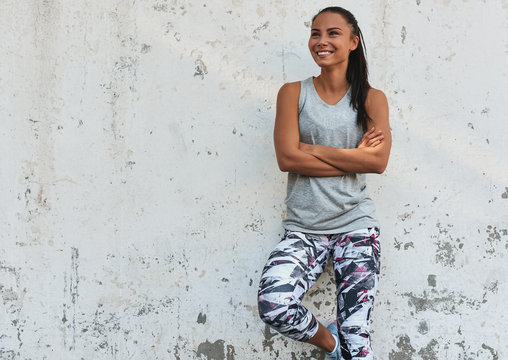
[282, 76, 379, 234]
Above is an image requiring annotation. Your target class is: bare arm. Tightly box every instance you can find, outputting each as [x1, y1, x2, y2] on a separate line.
[274, 82, 347, 177]
[300, 88, 392, 174]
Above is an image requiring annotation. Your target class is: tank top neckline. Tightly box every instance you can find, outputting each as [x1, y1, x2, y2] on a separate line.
[310, 76, 351, 107]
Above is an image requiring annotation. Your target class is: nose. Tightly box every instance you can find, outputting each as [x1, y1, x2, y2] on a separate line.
[317, 38, 328, 47]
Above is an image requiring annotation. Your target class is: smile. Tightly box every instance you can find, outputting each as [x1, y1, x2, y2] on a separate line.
[317, 51, 333, 57]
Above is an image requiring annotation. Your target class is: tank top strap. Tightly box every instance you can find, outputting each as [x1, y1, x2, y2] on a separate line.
[298, 77, 313, 114]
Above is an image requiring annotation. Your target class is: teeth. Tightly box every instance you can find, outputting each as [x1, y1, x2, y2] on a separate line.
[318, 51, 332, 55]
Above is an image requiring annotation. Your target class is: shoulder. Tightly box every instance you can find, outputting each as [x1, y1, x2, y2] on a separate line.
[277, 81, 301, 104]
[278, 81, 301, 96]
[365, 87, 388, 111]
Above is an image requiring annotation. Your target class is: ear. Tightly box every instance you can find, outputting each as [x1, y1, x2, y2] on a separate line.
[350, 35, 359, 51]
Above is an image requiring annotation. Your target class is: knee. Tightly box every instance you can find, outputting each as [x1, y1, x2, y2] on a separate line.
[257, 295, 293, 327]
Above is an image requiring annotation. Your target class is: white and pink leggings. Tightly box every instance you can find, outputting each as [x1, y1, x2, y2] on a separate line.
[257, 227, 381, 359]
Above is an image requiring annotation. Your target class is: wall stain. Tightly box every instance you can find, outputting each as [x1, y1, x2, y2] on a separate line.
[62, 247, 80, 351]
[253, 21, 269, 40]
[401, 26, 407, 44]
[481, 343, 499, 360]
[194, 58, 208, 79]
[196, 339, 226, 360]
[417, 320, 428, 334]
[433, 222, 464, 267]
[291, 349, 325, 360]
[262, 324, 277, 352]
[226, 345, 236, 360]
[197, 312, 207, 324]
[501, 187, 508, 199]
[485, 225, 507, 255]
[0, 262, 25, 352]
[402, 289, 481, 314]
[417, 339, 438, 359]
[389, 334, 415, 360]
[393, 237, 414, 251]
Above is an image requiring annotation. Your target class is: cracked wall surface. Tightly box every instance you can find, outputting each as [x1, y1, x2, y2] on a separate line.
[1, 0, 507, 359]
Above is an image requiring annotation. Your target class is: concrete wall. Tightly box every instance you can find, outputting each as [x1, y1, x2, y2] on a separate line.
[1, 0, 507, 359]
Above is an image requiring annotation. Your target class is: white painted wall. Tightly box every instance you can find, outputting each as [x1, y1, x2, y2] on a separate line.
[1, 0, 507, 359]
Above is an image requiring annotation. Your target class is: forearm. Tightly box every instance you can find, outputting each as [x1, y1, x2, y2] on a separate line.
[310, 145, 385, 174]
[278, 150, 347, 177]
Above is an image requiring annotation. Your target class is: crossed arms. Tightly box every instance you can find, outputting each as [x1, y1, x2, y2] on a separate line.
[273, 82, 392, 176]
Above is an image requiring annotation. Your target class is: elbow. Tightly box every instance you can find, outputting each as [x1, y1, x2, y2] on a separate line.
[373, 160, 388, 174]
[276, 154, 296, 172]
[278, 159, 293, 172]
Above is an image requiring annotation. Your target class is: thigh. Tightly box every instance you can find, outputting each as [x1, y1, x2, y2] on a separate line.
[332, 227, 381, 320]
[258, 230, 332, 301]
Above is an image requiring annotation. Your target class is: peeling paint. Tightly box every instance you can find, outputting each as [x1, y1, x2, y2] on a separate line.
[194, 58, 208, 79]
[196, 339, 226, 360]
[401, 26, 407, 44]
[197, 312, 207, 324]
[291, 349, 325, 360]
[417, 320, 428, 335]
[262, 324, 277, 352]
[417, 339, 438, 360]
[402, 289, 481, 314]
[427, 274, 436, 287]
[389, 334, 416, 360]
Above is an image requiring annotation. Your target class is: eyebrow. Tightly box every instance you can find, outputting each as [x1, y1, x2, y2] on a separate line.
[310, 27, 343, 32]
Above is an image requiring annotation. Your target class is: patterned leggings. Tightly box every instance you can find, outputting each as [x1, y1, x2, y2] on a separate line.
[257, 227, 381, 360]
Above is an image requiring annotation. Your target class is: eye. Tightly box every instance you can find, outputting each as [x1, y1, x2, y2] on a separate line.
[329, 31, 339, 36]
[311, 32, 319, 37]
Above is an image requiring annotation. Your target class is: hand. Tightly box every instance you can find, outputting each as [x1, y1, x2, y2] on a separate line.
[358, 127, 384, 149]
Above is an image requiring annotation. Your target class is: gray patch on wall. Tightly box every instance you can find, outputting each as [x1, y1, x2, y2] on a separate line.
[194, 58, 208, 79]
[481, 343, 498, 360]
[197, 312, 207, 324]
[502, 187, 508, 199]
[427, 274, 436, 287]
[418, 339, 438, 360]
[433, 223, 464, 267]
[485, 225, 507, 255]
[389, 334, 416, 359]
[401, 26, 407, 44]
[291, 349, 325, 360]
[262, 324, 277, 352]
[196, 339, 232, 360]
[402, 289, 481, 314]
[417, 320, 428, 334]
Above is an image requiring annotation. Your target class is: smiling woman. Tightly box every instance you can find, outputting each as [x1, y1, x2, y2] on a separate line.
[257, 6, 391, 360]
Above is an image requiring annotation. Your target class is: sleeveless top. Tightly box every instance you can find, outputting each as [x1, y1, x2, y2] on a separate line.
[282, 76, 379, 234]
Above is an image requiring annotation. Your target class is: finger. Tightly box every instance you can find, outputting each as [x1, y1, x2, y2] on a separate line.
[368, 135, 384, 145]
[363, 127, 375, 138]
[368, 138, 384, 147]
[366, 130, 382, 140]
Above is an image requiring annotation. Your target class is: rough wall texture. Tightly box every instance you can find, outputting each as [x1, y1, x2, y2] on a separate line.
[1, 0, 507, 359]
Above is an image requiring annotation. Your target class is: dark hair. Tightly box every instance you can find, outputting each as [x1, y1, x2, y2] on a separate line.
[312, 7, 371, 131]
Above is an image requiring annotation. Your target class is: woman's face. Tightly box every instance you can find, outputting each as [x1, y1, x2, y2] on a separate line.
[308, 12, 359, 67]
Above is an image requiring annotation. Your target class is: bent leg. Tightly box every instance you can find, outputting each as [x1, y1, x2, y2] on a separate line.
[257, 231, 331, 342]
[332, 227, 381, 360]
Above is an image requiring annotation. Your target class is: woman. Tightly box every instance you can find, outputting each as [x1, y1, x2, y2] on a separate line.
[257, 6, 391, 360]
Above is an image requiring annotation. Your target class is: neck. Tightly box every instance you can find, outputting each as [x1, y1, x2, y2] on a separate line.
[316, 63, 350, 93]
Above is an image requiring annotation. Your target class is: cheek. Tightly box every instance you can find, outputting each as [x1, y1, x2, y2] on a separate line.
[308, 40, 314, 52]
